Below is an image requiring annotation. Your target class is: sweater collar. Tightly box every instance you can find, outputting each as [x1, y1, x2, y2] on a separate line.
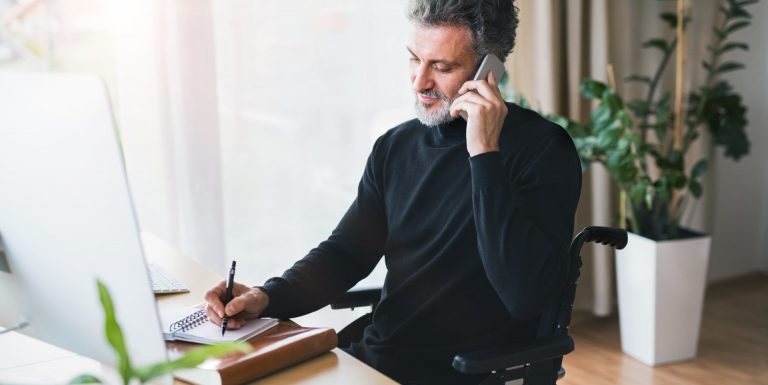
[434, 117, 467, 140]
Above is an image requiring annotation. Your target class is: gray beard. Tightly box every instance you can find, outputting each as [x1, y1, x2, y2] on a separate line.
[414, 92, 456, 127]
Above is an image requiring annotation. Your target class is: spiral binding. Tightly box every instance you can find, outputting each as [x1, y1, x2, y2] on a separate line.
[169, 309, 209, 333]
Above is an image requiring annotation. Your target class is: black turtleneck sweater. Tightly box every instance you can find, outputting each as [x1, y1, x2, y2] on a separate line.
[260, 103, 582, 384]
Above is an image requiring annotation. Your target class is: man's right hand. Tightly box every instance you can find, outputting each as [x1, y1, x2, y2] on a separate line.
[204, 280, 270, 330]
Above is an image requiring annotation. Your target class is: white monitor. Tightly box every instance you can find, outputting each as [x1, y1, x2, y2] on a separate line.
[0, 72, 168, 372]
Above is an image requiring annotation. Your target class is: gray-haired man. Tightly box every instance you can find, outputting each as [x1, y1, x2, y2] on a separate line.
[205, 1, 581, 383]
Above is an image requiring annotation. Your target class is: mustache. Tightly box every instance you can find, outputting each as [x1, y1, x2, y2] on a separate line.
[418, 89, 449, 101]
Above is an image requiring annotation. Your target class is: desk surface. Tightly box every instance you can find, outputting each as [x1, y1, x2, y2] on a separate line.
[0, 233, 396, 385]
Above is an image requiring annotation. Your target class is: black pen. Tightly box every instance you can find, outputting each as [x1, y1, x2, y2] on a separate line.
[221, 260, 236, 336]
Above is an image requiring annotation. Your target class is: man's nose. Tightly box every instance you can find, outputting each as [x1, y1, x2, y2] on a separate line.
[411, 64, 433, 93]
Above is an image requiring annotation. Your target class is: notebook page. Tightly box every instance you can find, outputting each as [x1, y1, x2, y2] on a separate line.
[178, 317, 278, 344]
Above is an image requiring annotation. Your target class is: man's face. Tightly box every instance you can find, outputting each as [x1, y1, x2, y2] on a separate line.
[408, 24, 477, 126]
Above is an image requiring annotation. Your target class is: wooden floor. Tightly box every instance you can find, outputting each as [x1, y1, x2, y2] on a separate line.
[559, 274, 768, 385]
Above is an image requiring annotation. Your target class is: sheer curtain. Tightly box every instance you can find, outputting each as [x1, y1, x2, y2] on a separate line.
[210, 1, 412, 289]
[109, 0, 226, 273]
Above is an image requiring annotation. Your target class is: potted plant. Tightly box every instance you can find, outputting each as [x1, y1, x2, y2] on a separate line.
[538, 0, 758, 365]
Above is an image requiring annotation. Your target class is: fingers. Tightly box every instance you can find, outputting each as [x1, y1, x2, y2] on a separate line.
[205, 303, 247, 329]
[203, 280, 227, 317]
[450, 89, 495, 118]
[458, 78, 503, 103]
[205, 302, 223, 325]
[488, 71, 497, 86]
[224, 294, 249, 317]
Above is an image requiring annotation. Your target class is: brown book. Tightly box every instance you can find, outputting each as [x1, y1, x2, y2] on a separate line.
[167, 321, 338, 385]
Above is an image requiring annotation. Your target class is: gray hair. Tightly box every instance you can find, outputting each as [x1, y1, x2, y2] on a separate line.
[407, 0, 519, 62]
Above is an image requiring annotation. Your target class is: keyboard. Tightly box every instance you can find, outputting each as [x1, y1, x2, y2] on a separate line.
[149, 263, 190, 294]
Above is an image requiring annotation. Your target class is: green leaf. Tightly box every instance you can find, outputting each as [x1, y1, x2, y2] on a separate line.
[719, 42, 749, 54]
[735, 0, 759, 6]
[702, 60, 714, 73]
[627, 99, 651, 116]
[690, 180, 703, 198]
[716, 61, 746, 74]
[97, 280, 133, 385]
[565, 121, 589, 138]
[134, 342, 252, 382]
[726, 20, 751, 34]
[691, 159, 709, 179]
[643, 38, 669, 52]
[660, 12, 678, 28]
[672, 174, 688, 189]
[68, 374, 103, 384]
[713, 27, 726, 40]
[603, 92, 624, 112]
[590, 103, 613, 132]
[580, 79, 607, 99]
[617, 110, 633, 129]
[630, 180, 647, 206]
[645, 186, 654, 209]
[729, 6, 752, 19]
[625, 75, 652, 84]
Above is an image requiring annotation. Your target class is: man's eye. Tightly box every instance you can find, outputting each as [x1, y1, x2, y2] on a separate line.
[434, 66, 452, 73]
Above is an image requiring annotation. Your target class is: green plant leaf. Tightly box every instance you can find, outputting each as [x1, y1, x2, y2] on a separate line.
[643, 38, 669, 52]
[716, 61, 746, 74]
[713, 27, 727, 40]
[96, 280, 133, 385]
[660, 12, 678, 28]
[691, 159, 709, 179]
[560, 119, 588, 138]
[689, 180, 703, 198]
[702, 60, 714, 73]
[728, 6, 752, 19]
[580, 79, 607, 99]
[603, 92, 624, 112]
[590, 103, 613, 133]
[645, 186, 654, 210]
[625, 75, 652, 84]
[719, 42, 749, 54]
[627, 99, 651, 116]
[616, 110, 633, 130]
[134, 342, 252, 382]
[719, 4, 731, 17]
[735, 0, 759, 6]
[68, 374, 103, 384]
[726, 20, 751, 34]
[672, 174, 688, 189]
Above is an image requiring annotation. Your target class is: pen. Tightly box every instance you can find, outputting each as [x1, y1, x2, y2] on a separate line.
[221, 260, 236, 336]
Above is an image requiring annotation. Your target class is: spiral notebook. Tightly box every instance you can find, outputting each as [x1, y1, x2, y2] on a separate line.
[162, 306, 278, 345]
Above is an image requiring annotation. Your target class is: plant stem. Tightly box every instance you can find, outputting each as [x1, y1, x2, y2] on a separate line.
[639, 37, 678, 172]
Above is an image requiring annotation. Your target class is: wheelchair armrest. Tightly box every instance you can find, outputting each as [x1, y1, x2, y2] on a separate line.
[452, 335, 574, 374]
[330, 288, 382, 310]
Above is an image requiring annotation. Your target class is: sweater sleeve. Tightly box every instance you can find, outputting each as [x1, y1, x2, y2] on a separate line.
[259, 140, 388, 319]
[469, 130, 581, 320]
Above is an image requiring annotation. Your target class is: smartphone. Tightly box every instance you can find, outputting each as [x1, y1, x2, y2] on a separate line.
[460, 54, 506, 120]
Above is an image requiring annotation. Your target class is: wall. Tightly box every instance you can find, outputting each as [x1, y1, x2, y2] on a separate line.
[708, 1, 768, 279]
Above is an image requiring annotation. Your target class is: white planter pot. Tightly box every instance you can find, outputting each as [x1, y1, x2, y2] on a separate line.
[615, 231, 711, 366]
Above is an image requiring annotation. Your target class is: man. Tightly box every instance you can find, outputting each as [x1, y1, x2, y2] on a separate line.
[204, 1, 581, 384]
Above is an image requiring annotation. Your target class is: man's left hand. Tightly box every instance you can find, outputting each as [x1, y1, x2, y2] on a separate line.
[449, 71, 508, 157]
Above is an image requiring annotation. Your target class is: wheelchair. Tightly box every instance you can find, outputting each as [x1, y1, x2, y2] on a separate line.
[330, 226, 628, 385]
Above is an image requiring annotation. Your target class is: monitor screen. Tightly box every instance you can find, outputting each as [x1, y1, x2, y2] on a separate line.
[0, 72, 168, 373]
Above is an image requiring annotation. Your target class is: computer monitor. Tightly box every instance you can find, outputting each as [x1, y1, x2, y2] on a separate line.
[0, 72, 169, 372]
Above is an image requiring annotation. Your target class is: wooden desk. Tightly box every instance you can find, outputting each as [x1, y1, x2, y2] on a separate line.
[0, 233, 396, 385]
